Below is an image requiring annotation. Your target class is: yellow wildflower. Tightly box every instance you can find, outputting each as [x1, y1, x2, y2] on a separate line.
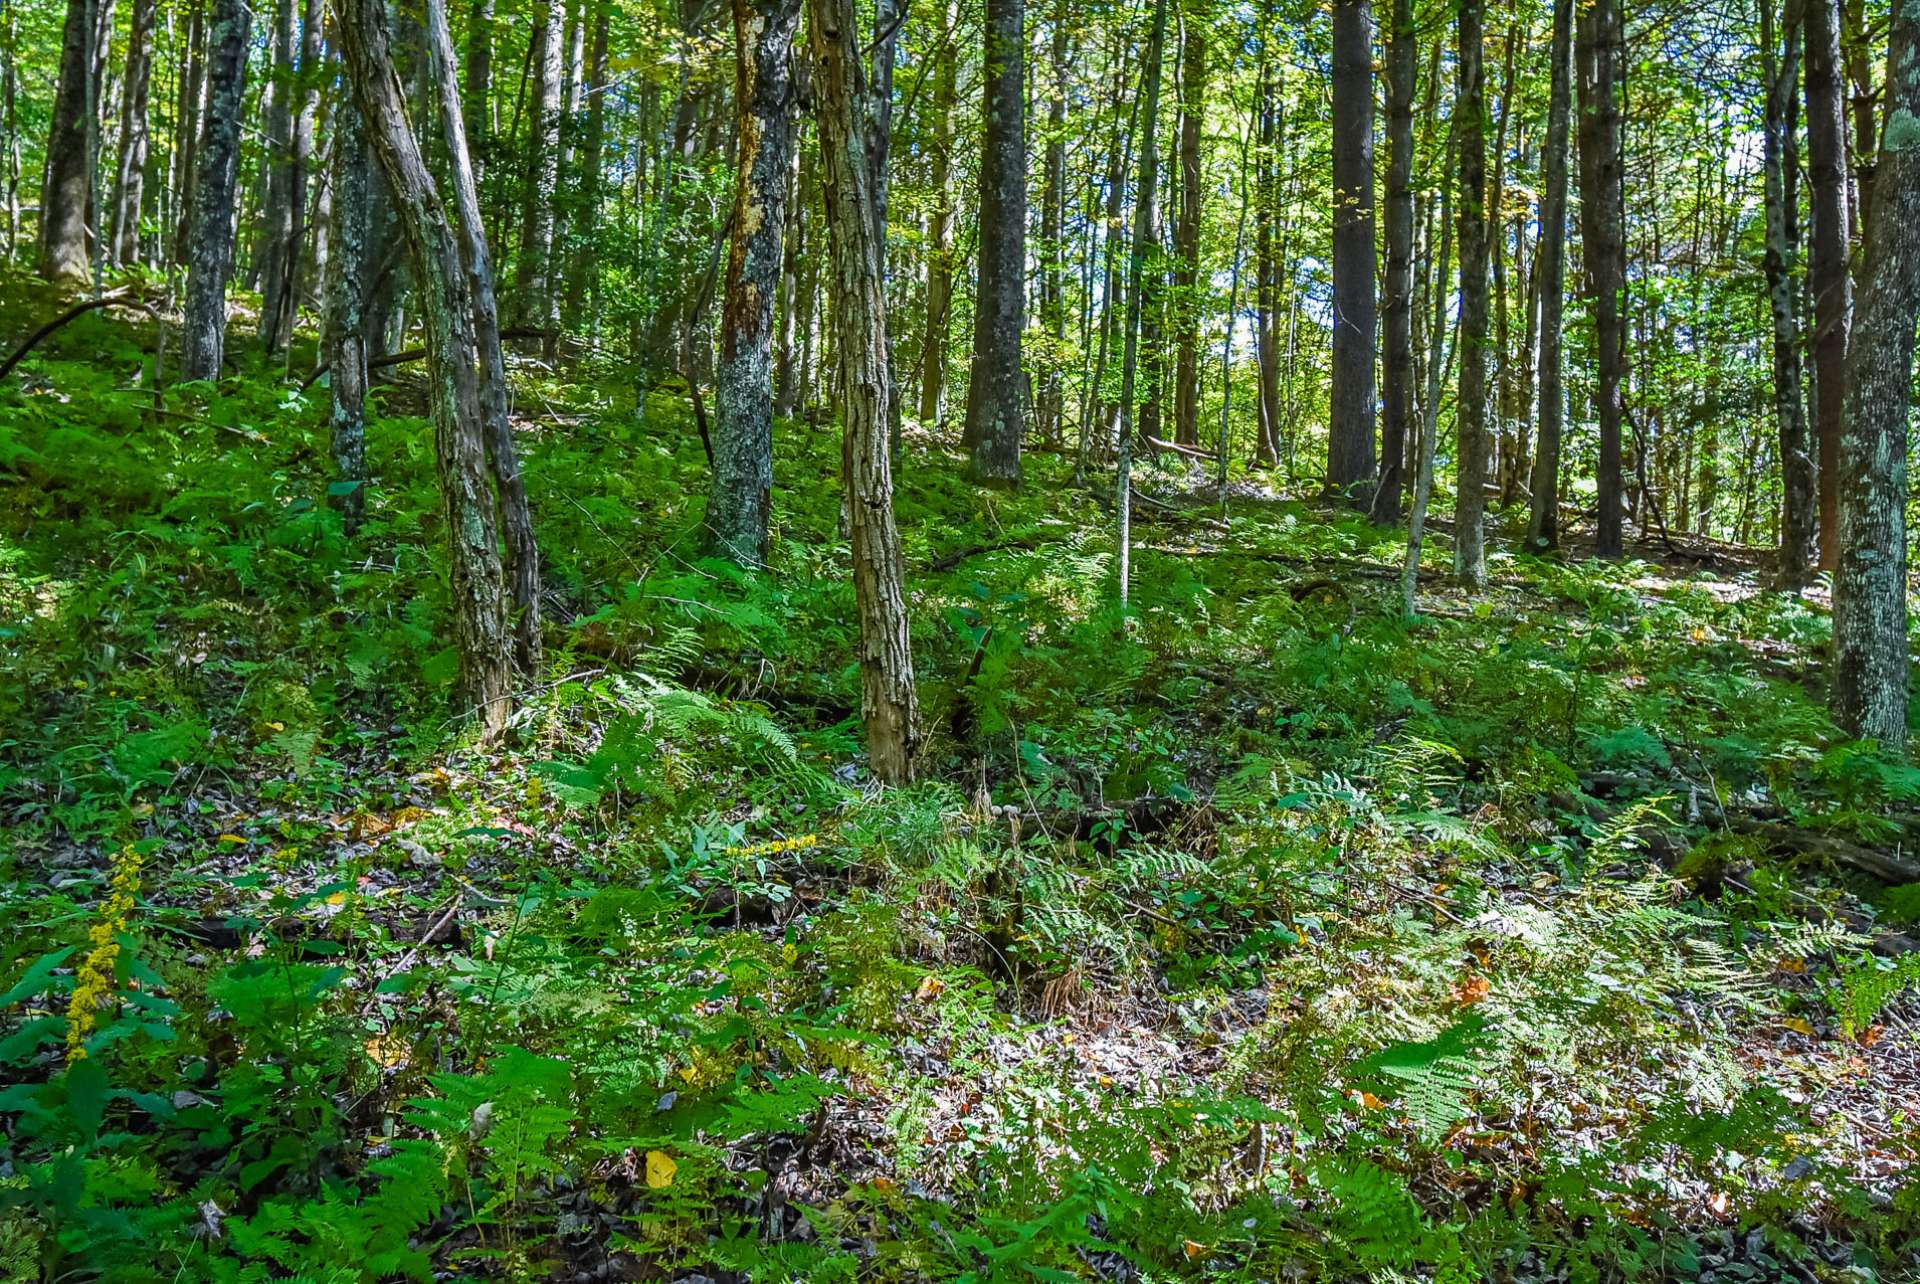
[722, 834, 819, 859]
[66, 845, 143, 1063]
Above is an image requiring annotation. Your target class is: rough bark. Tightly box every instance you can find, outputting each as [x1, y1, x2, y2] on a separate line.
[334, 0, 516, 735]
[1330, 0, 1377, 502]
[708, 0, 804, 566]
[1170, 12, 1206, 448]
[181, 0, 252, 379]
[38, 0, 93, 284]
[1830, 1, 1920, 753]
[1372, 0, 1415, 524]
[1254, 56, 1282, 466]
[1766, 0, 1816, 586]
[1526, 0, 1573, 551]
[109, 0, 155, 267]
[962, 0, 1027, 485]
[422, 0, 541, 670]
[808, 0, 920, 781]
[1455, 0, 1489, 587]
[1576, 0, 1625, 556]
[1806, 0, 1851, 570]
[327, 98, 373, 533]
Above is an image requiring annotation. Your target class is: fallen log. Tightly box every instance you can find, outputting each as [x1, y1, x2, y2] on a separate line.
[1728, 817, 1920, 885]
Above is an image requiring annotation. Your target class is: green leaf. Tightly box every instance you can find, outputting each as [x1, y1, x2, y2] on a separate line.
[0, 946, 79, 1007]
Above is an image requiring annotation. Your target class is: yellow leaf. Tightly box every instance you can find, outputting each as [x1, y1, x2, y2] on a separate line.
[1783, 1017, 1815, 1036]
[326, 892, 347, 906]
[915, 975, 945, 1001]
[217, 834, 248, 845]
[1183, 1240, 1208, 1260]
[645, 1150, 677, 1189]
[781, 942, 798, 965]
[265, 721, 285, 733]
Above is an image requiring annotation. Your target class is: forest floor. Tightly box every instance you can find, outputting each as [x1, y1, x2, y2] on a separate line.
[1, 284, 1918, 1282]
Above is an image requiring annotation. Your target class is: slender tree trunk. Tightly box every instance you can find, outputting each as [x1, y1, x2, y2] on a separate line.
[561, 7, 608, 318]
[1454, 0, 1489, 586]
[1576, 0, 1625, 556]
[1806, 0, 1851, 569]
[1488, 24, 1517, 499]
[328, 98, 372, 532]
[708, 0, 804, 565]
[1831, 0, 1920, 752]
[170, 0, 205, 270]
[962, 0, 1027, 484]
[1171, 10, 1207, 447]
[1372, 0, 1415, 522]
[1766, 0, 1816, 585]
[181, 0, 252, 378]
[1526, 0, 1573, 551]
[38, 0, 94, 283]
[917, 1, 959, 426]
[464, 0, 493, 179]
[1330, 0, 1377, 501]
[1037, 0, 1070, 445]
[109, 0, 155, 267]
[516, 0, 565, 330]
[259, 0, 299, 351]
[1117, 0, 1169, 605]
[1405, 128, 1455, 615]
[1254, 55, 1282, 466]
[1842, 0, 1876, 247]
[808, 0, 919, 781]
[334, 0, 517, 734]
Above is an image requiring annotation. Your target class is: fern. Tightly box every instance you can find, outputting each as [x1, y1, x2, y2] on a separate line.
[1828, 952, 1920, 1036]
[1354, 1013, 1490, 1142]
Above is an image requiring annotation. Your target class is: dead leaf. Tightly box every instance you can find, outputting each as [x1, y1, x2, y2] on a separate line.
[915, 975, 945, 1001]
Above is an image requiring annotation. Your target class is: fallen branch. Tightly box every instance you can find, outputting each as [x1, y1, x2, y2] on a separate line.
[1729, 817, 1920, 885]
[0, 288, 142, 381]
[928, 535, 1047, 571]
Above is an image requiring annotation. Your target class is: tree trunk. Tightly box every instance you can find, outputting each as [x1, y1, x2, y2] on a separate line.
[1254, 55, 1282, 467]
[170, 0, 205, 271]
[1117, 0, 1169, 605]
[707, 0, 803, 566]
[334, 0, 517, 735]
[1766, 0, 1816, 586]
[1037, 0, 1070, 446]
[1830, 0, 1920, 753]
[328, 98, 373, 533]
[181, 0, 252, 379]
[463, 0, 493, 179]
[109, 0, 155, 267]
[962, 0, 1027, 485]
[561, 7, 608, 319]
[1806, 0, 1851, 570]
[1372, 0, 1415, 523]
[1170, 11, 1206, 448]
[1330, 0, 1377, 502]
[917, 0, 959, 427]
[258, 0, 298, 352]
[38, 0, 93, 284]
[808, 0, 919, 781]
[1576, 0, 1625, 556]
[1455, 0, 1489, 586]
[516, 0, 565, 330]
[1405, 127, 1455, 616]
[1526, 0, 1572, 551]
